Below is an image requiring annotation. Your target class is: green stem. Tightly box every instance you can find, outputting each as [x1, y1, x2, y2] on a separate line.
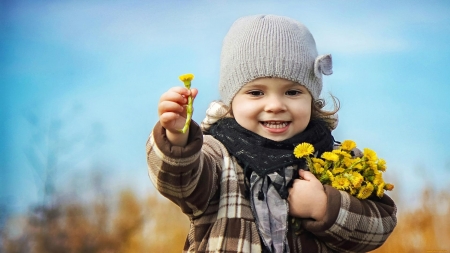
[305, 157, 315, 174]
[347, 160, 363, 171]
[179, 80, 193, 134]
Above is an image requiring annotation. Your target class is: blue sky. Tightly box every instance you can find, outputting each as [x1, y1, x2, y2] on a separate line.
[2, 0, 450, 218]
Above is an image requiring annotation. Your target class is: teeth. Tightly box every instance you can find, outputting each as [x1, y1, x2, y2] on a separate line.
[263, 121, 288, 129]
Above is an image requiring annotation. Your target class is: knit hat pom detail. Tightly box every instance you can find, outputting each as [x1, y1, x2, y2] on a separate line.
[314, 54, 333, 78]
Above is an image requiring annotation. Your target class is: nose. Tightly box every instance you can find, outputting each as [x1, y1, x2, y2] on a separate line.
[264, 95, 287, 113]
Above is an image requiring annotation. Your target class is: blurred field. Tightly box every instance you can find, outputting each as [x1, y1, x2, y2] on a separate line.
[1, 189, 190, 253]
[2, 186, 449, 252]
[373, 188, 450, 253]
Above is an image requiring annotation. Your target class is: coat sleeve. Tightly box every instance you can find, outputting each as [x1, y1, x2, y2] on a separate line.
[146, 121, 221, 217]
[301, 185, 397, 252]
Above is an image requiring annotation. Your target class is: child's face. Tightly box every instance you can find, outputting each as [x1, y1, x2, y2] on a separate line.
[231, 77, 312, 141]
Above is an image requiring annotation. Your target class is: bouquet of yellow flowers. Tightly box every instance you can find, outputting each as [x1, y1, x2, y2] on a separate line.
[293, 140, 394, 200]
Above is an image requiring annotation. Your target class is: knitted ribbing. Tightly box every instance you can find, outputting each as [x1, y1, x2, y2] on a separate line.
[219, 14, 332, 106]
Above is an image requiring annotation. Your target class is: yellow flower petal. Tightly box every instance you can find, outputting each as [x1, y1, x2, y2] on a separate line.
[341, 140, 357, 151]
[373, 172, 384, 186]
[321, 152, 339, 162]
[313, 163, 324, 174]
[368, 161, 378, 170]
[327, 171, 335, 181]
[332, 175, 351, 190]
[377, 159, 387, 172]
[357, 182, 374, 199]
[332, 149, 352, 158]
[349, 172, 364, 188]
[332, 167, 345, 174]
[179, 73, 194, 82]
[376, 183, 385, 198]
[311, 158, 325, 166]
[293, 143, 314, 158]
[363, 148, 378, 162]
[319, 170, 334, 184]
[351, 158, 363, 170]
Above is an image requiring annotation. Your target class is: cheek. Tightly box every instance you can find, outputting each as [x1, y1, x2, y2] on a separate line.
[231, 98, 252, 117]
[231, 99, 260, 129]
[294, 101, 312, 123]
[295, 100, 312, 113]
[232, 104, 251, 121]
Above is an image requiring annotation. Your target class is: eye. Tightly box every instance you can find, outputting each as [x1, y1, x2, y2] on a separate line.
[285, 90, 302, 96]
[247, 90, 264, 96]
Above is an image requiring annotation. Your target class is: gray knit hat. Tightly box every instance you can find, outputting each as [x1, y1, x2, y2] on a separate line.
[219, 14, 333, 106]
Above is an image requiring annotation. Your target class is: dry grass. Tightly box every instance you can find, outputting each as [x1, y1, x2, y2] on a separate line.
[373, 188, 450, 253]
[2, 187, 449, 252]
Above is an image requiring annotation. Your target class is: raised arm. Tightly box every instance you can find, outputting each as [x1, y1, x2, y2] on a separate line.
[146, 121, 220, 217]
[158, 86, 198, 147]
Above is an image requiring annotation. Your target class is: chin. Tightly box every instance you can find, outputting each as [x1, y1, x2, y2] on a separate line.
[264, 135, 289, 142]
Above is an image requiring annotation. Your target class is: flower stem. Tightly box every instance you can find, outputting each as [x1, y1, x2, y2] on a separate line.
[179, 95, 192, 134]
[178, 74, 194, 134]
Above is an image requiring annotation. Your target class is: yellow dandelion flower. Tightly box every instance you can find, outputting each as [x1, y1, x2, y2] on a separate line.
[327, 171, 335, 181]
[332, 175, 351, 190]
[319, 170, 334, 184]
[384, 183, 395, 191]
[350, 172, 364, 188]
[341, 140, 356, 151]
[343, 157, 354, 167]
[179, 73, 194, 82]
[357, 183, 374, 199]
[293, 143, 315, 158]
[373, 172, 384, 186]
[377, 159, 387, 172]
[311, 158, 325, 166]
[363, 148, 378, 162]
[313, 163, 324, 174]
[321, 152, 339, 162]
[332, 149, 352, 158]
[332, 167, 345, 174]
[349, 158, 363, 170]
[368, 161, 378, 170]
[376, 183, 385, 198]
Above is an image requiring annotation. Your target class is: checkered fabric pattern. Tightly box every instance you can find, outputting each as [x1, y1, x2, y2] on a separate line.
[146, 121, 397, 252]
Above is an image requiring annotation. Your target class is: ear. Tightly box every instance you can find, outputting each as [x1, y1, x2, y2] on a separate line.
[314, 54, 333, 78]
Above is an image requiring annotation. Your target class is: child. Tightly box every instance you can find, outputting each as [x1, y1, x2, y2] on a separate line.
[147, 14, 397, 253]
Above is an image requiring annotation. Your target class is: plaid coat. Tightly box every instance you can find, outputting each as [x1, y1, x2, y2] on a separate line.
[146, 121, 397, 253]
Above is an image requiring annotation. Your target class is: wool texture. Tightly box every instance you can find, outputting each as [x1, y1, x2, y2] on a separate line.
[208, 117, 334, 177]
[219, 14, 333, 106]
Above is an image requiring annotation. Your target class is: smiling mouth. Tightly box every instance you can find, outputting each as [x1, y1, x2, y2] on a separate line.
[261, 121, 290, 129]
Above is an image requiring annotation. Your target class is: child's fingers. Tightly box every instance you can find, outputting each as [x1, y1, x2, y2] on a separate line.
[157, 86, 197, 131]
[159, 112, 180, 123]
[160, 87, 190, 104]
[190, 88, 199, 99]
[159, 112, 184, 131]
[170, 86, 191, 96]
[298, 169, 316, 181]
[158, 100, 184, 117]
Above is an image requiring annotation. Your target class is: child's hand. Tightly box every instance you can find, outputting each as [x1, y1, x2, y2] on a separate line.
[158, 87, 198, 145]
[288, 169, 327, 221]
